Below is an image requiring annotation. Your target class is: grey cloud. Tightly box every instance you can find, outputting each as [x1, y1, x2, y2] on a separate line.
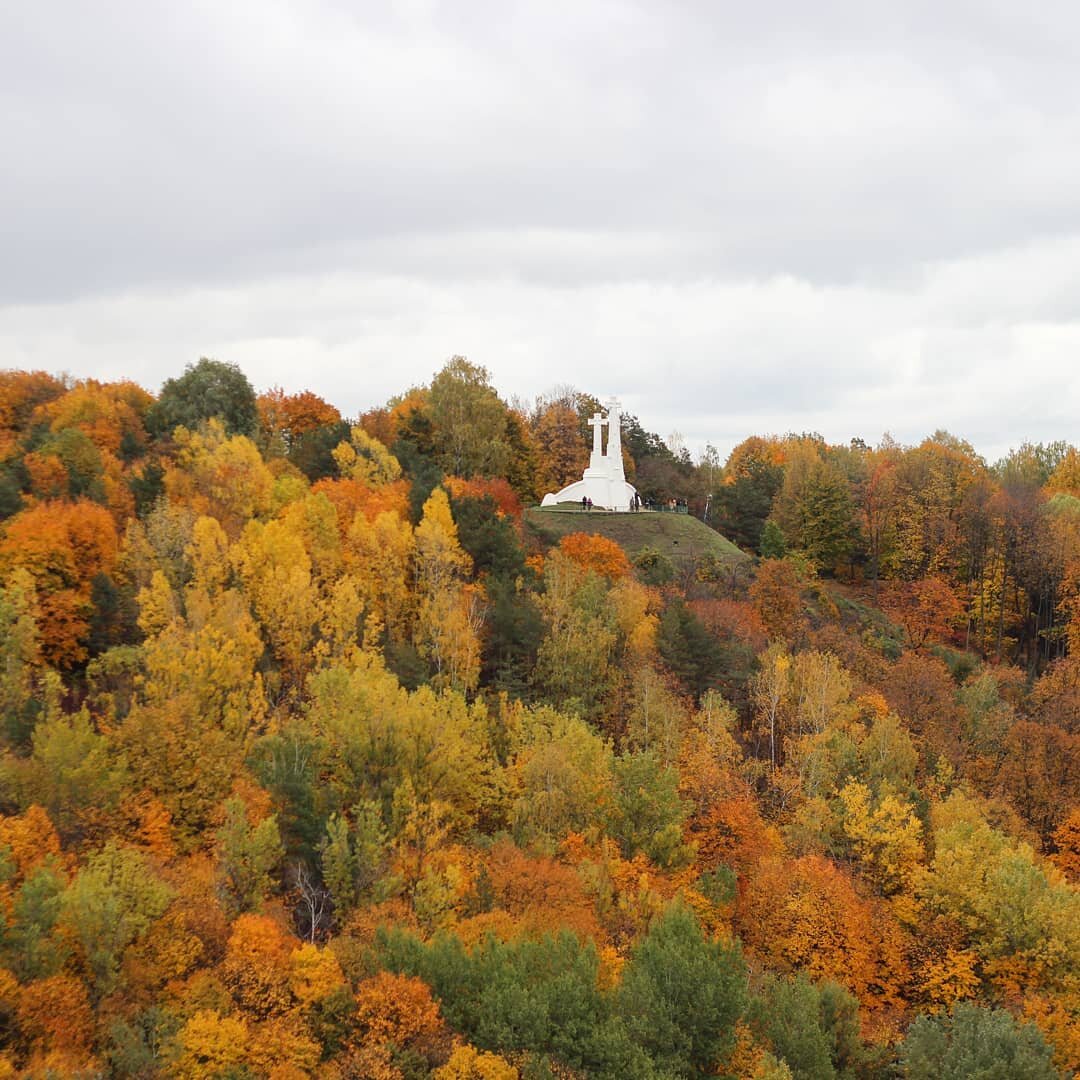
[3, 1, 1080, 467]
[5, 1, 1080, 303]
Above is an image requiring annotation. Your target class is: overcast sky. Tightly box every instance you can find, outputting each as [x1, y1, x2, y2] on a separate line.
[3, 1, 1080, 463]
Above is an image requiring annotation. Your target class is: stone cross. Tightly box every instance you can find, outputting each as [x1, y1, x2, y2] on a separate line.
[587, 411, 607, 457]
[603, 398, 625, 482]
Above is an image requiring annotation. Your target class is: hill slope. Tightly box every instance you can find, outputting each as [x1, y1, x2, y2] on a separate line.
[524, 506, 749, 569]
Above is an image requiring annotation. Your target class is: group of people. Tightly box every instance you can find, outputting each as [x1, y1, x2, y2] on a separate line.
[579, 493, 646, 512]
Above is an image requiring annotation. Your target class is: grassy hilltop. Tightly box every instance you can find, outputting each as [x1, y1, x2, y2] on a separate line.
[524, 506, 749, 569]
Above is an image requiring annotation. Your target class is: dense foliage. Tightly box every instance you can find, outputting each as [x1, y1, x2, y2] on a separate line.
[0, 359, 1078, 1077]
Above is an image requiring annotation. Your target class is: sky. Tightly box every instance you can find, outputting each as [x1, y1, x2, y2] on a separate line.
[3, 0, 1080, 464]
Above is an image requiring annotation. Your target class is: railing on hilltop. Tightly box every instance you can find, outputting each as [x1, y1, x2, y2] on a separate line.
[644, 501, 690, 514]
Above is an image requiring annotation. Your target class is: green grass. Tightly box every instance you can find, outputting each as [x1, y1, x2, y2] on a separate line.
[524, 506, 749, 569]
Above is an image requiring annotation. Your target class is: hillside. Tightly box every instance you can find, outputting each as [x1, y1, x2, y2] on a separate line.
[525, 506, 749, 569]
[1, 360, 1079, 1077]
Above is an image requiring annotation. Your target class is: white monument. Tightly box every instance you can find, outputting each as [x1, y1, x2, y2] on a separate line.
[540, 397, 639, 511]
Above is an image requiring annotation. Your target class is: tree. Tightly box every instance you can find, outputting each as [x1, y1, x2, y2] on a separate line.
[434, 1043, 519, 1080]
[320, 801, 390, 919]
[333, 425, 403, 488]
[739, 854, 908, 1013]
[617, 905, 746, 1077]
[25, 427, 107, 504]
[306, 655, 498, 831]
[0, 370, 67, 457]
[657, 599, 726, 701]
[376, 926, 650, 1078]
[558, 533, 633, 580]
[215, 797, 284, 914]
[919, 791, 1080, 995]
[481, 573, 544, 695]
[257, 386, 341, 455]
[0, 498, 119, 667]
[16, 972, 96, 1061]
[119, 590, 264, 840]
[835, 779, 924, 898]
[749, 973, 868, 1080]
[0, 569, 45, 745]
[533, 551, 619, 717]
[633, 546, 676, 586]
[900, 1002, 1058, 1080]
[509, 707, 614, 844]
[1051, 808, 1080, 883]
[163, 419, 273, 537]
[167, 1010, 250, 1079]
[32, 379, 152, 481]
[150, 357, 258, 437]
[231, 517, 318, 682]
[13, 708, 128, 841]
[60, 841, 173, 993]
[609, 750, 691, 868]
[715, 451, 785, 554]
[892, 433, 988, 581]
[858, 442, 902, 593]
[749, 558, 806, 642]
[220, 913, 296, 1017]
[759, 519, 787, 559]
[752, 643, 792, 770]
[771, 442, 858, 572]
[997, 720, 1080, 840]
[354, 970, 444, 1050]
[532, 400, 589, 498]
[414, 488, 481, 692]
[429, 357, 513, 478]
[448, 490, 526, 580]
[883, 575, 964, 650]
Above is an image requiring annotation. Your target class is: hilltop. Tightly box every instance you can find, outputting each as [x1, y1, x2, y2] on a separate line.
[524, 505, 749, 570]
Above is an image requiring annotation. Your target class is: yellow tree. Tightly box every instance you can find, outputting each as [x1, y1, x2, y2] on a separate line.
[787, 650, 853, 737]
[168, 1011, 250, 1079]
[232, 518, 318, 683]
[749, 558, 806, 641]
[508, 707, 614, 843]
[332, 425, 402, 487]
[836, 779, 925, 905]
[163, 419, 273, 537]
[751, 643, 792, 771]
[345, 509, 415, 646]
[121, 581, 266, 838]
[434, 1043, 519, 1079]
[280, 490, 342, 582]
[187, 514, 231, 596]
[220, 913, 297, 1017]
[413, 488, 480, 693]
[0, 569, 45, 735]
[533, 550, 619, 718]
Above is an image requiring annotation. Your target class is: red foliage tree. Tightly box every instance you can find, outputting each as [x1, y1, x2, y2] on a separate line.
[557, 533, 632, 580]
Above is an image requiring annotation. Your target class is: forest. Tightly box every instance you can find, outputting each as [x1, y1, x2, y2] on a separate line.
[0, 355, 1078, 1078]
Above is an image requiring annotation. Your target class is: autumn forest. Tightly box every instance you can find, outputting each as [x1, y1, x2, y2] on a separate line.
[1, 356, 1079, 1079]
